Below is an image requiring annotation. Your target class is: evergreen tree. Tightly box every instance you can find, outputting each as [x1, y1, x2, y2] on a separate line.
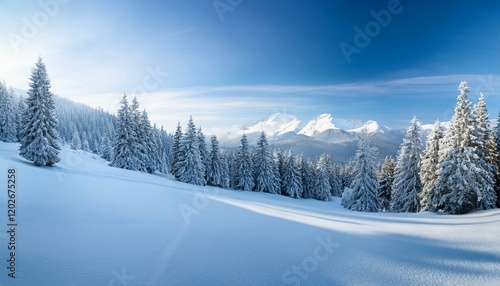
[111, 95, 138, 170]
[171, 122, 182, 178]
[472, 93, 497, 209]
[341, 140, 380, 212]
[175, 116, 206, 186]
[16, 96, 26, 141]
[220, 149, 231, 189]
[434, 82, 481, 214]
[313, 154, 332, 201]
[71, 130, 81, 150]
[253, 132, 280, 194]
[328, 160, 343, 197]
[299, 154, 315, 199]
[101, 135, 113, 161]
[81, 132, 90, 151]
[207, 135, 223, 187]
[378, 156, 395, 211]
[236, 134, 254, 191]
[494, 111, 500, 207]
[140, 110, 158, 173]
[0, 86, 19, 142]
[19, 57, 61, 166]
[419, 120, 444, 211]
[282, 151, 303, 198]
[391, 117, 423, 213]
[197, 127, 210, 179]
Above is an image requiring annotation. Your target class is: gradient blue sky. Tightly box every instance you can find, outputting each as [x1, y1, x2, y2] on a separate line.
[1, 0, 500, 133]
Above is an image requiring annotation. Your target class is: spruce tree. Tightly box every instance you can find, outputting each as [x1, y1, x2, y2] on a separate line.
[19, 57, 61, 166]
[253, 132, 280, 194]
[175, 116, 206, 186]
[236, 134, 254, 191]
[220, 149, 231, 189]
[111, 95, 138, 170]
[472, 93, 497, 209]
[140, 110, 158, 173]
[71, 130, 81, 150]
[341, 140, 380, 212]
[16, 96, 26, 141]
[313, 154, 332, 201]
[299, 154, 315, 199]
[434, 82, 480, 214]
[494, 111, 500, 207]
[207, 135, 223, 187]
[197, 127, 210, 180]
[378, 156, 395, 211]
[0, 86, 19, 142]
[419, 121, 444, 211]
[391, 117, 423, 213]
[171, 122, 182, 178]
[282, 151, 303, 199]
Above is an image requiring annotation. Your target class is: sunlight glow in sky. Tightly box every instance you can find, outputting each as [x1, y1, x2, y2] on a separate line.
[1, 0, 500, 132]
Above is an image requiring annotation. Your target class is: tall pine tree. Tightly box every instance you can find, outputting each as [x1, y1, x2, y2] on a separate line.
[434, 82, 481, 214]
[236, 134, 254, 191]
[391, 117, 423, 213]
[19, 57, 61, 166]
[419, 120, 444, 211]
[253, 132, 280, 194]
[341, 140, 380, 212]
[175, 116, 206, 186]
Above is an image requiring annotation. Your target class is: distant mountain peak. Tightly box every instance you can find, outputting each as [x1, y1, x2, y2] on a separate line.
[297, 113, 337, 136]
[245, 113, 301, 137]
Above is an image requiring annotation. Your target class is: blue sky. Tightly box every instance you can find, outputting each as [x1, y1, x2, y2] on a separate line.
[1, 0, 500, 133]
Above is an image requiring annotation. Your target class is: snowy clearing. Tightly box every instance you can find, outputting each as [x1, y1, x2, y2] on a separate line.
[0, 142, 499, 285]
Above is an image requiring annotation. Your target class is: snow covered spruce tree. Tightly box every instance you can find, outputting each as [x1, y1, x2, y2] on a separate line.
[19, 57, 61, 166]
[235, 134, 254, 191]
[220, 149, 231, 189]
[419, 120, 444, 211]
[472, 93, 497, 209]
[197, 127, 210, 180]
[70, 130, 81, 150]
[171, 122, 182, 178]
[207, 135, 224, 187]
[341, 140, 380, 212]
[111, 94, 139, 170]
[313, 154, 332, 201]
[377, 156, 395, 211]
[253, 132, 280, 194]
[282, 151, 303, 198]
[139, 110, 158, 173]
[299, 154, 315, 199]
[433, 82, 485, 214]
[0, 84, 19, 142]
[391, 117, 423, 213]
[494, 111, 500, 207]
[175, 116, 206, 186]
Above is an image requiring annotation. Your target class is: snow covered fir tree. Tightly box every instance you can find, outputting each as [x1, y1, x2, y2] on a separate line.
[342, 140, 380, 212]
[390, 117, 422, 213]
[19, 57, 61, 166]
[419, 120, 444, 211]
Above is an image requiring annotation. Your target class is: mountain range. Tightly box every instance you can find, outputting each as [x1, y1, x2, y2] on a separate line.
[220, 113, 411, 163]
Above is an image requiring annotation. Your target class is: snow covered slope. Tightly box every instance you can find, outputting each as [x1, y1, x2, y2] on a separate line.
[0, 142, 499, 285]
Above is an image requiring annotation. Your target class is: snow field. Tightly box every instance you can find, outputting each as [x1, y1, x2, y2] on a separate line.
[0, 142, 498, 285]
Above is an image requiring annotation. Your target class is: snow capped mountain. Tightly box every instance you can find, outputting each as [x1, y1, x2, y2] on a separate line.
[244, 112, 388, 138]
[348, 120, 389, 134]
[245, 113, 301, 137]
[297, 113, 336, 136]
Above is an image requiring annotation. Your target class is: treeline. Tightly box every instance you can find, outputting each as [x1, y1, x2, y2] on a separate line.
[168, 116, 349, 200]
[343, 82, 499, 214]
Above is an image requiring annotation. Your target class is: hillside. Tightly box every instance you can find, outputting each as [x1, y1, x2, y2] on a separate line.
[0, 142, 499, 285]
